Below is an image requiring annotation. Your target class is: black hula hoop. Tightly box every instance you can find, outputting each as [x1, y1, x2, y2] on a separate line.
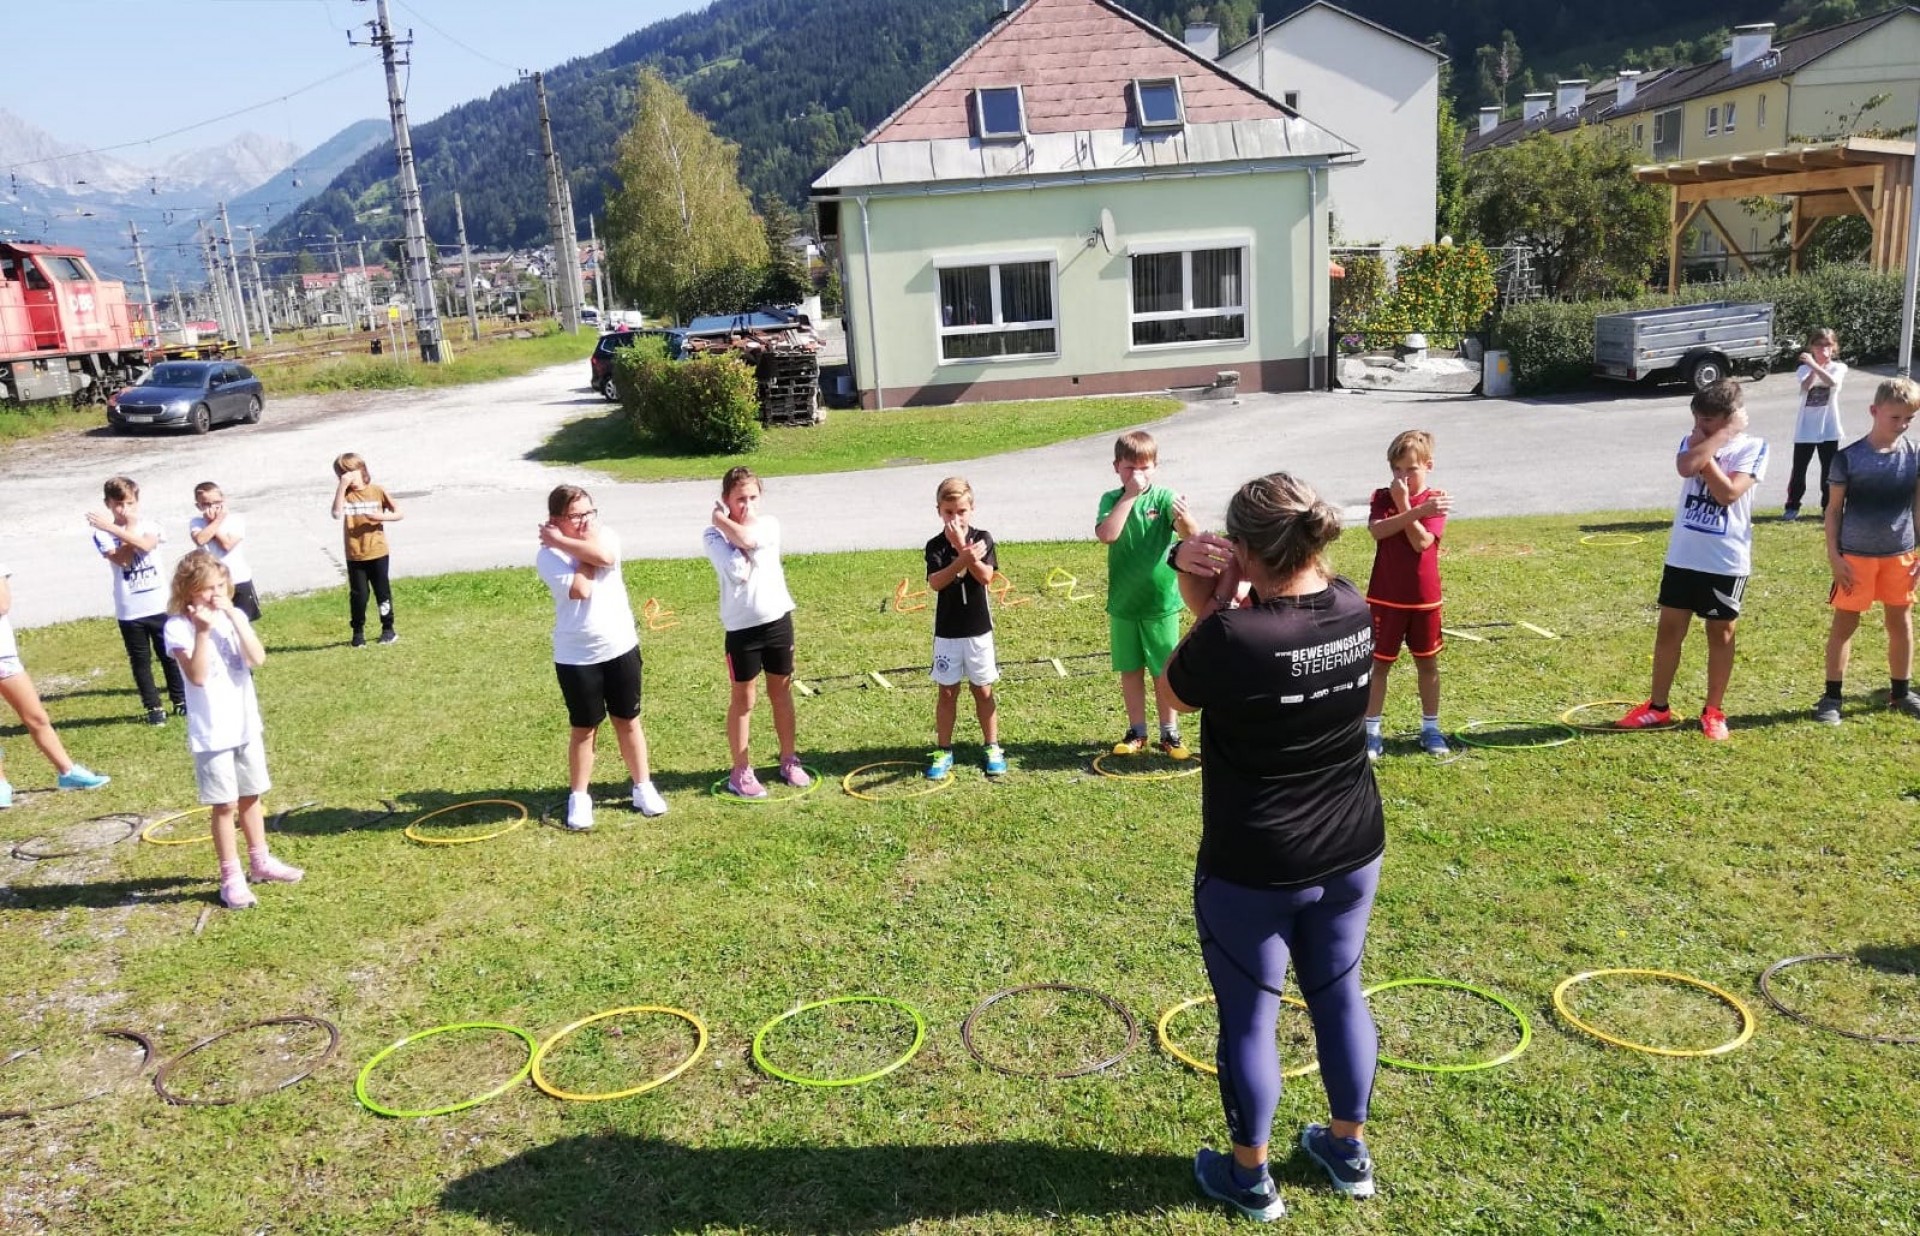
[152, 1015, 343, 1107]
[961, 983, 1140, 1079]
[1758, 954, 1920, 1046]
[10, 814, 144, 861]
[0, 1028, 155, 1119]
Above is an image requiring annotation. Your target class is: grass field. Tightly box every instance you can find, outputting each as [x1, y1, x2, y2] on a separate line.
[2, 513, 1918, 1234]
[249, 326, 597, 397]
[531, 395, 1184, 481]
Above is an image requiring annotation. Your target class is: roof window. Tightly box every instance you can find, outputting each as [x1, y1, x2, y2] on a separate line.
[1132, 78, 1186, 132]
[973, 86, 1026, 141]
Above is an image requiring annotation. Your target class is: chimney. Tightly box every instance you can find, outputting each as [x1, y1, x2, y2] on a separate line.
[1616, 69, 1640, 109]
[1730, 23, 1775, 71]
[1555, 79, 1589, 118]
[1478, 106, 1500, 136]
[1522, 92, 1551, 123]
[1184, 22, 1220, 60]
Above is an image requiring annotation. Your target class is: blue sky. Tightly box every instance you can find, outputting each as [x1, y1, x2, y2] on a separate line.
[5, 0, 704, 164]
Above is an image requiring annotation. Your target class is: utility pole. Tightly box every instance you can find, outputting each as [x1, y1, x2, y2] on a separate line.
[527, 70, 580, 332]
[559, 174, 584, 323]
[167, 273, 183, 336]
[198, 222, 231, 339]
[454, 191, 480, 341]
[354, 0, 445, 360]
[588, 213, 606, 317]
[241, 225, 274, 344]
[218, 202, 253, 349]
[128, 220, 157, 344]
[356, 237, 370, 331]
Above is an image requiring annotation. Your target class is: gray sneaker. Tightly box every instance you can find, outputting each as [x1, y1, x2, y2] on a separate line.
[1300, 1123, 1375, 1199]
[1812, 696, 1843, 725]
[1192, 1147, 1285, 1221]
[1891, 694, 1920, 719]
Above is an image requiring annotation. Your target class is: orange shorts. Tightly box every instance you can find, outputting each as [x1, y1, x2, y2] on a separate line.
[1830, 552, 1917, 613]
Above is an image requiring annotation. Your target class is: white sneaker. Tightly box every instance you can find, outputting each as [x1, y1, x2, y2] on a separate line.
[633, 781, 668, 817]
[564, 791, 594, 832]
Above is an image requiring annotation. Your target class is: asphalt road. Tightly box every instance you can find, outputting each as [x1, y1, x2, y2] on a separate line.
[1, 361, 1877, 630]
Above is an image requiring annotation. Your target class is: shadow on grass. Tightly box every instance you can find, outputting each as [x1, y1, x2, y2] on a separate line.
[2, 713, 148, 737]
[525, 409, 636, 465]
[1856, 944, 1920, 975]
[0, 875, 203, 911]
[1577, 519, 1671, 535]
[441, 1134, 1191, 1234]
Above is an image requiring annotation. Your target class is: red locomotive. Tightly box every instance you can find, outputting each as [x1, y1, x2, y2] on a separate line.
[1, 242, 149, 404]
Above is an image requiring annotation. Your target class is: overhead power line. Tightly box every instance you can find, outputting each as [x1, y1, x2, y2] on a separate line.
[394, 0, 521, 73]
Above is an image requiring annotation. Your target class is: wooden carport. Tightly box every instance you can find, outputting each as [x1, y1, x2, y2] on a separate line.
[1634, 137, 1915, 293]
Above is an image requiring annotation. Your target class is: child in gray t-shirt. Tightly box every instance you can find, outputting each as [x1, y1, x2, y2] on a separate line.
[1814, 377, 1920, 723]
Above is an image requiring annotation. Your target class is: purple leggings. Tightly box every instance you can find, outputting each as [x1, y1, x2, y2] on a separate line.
[1194, 857, 1381, 1150]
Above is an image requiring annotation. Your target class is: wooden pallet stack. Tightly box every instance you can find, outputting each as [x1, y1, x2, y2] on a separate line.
[757, 345, 822, 425]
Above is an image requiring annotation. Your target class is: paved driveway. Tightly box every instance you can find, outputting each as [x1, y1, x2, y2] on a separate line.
[0, 363, 1867, 629]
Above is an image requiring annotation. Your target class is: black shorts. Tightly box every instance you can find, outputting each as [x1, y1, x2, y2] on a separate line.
[231, 580, 262, 622]
[555, 647, 642, 729]
[724, 612, 796, 683]
[1658, 565, 1748, 621]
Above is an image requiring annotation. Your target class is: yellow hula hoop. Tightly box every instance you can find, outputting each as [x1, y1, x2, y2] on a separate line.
[1559, 700, 1681, 732]
[1091, 753, 1202, 782]
[1579, 533, 1644, 547]
[530, 1005, 709, 1102]
[140, 806, 215, 846]
[404, 799, 529, 846]
[1156, 996, 1321, 1079]
[841, 761, 956, 803]
[1552, 968, 1757, 1058]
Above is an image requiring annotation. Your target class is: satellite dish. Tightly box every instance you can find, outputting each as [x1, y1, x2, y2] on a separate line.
[1095, 208, 1117, 253]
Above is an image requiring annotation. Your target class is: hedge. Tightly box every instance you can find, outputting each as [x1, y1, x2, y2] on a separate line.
[615, 345, 762, 454]
[1491, 265, 1916, 394]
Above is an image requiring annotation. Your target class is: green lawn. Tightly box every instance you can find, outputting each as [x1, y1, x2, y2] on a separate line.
[531, 395, 1185, 481]
[2, 514, 1918, 1234]
[252, 326, 597, 397]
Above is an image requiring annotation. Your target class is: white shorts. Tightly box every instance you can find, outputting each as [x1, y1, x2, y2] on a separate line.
[931, 633, 1000, 687]
[192, 736, 272, 805]
[0, 655, 22, 681]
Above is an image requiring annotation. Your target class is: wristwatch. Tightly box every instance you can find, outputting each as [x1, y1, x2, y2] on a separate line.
[1166, 541, 1185, 573]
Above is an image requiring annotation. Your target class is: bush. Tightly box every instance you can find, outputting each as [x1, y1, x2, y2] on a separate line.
[617, 348, 761, 454]
[1491, 266, 1917, 393]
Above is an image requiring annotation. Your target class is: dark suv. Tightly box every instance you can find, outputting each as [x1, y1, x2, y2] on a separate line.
[588, 329, 666, 400]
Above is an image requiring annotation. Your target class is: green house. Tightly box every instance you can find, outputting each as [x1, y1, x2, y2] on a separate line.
[810, 0, 1359, 409]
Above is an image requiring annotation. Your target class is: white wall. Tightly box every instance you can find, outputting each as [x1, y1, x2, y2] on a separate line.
[1219, 5, 1440, 248]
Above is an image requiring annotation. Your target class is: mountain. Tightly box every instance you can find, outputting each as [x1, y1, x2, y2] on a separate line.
[0, 108, 152, 195]
[158, 133, 302, 200]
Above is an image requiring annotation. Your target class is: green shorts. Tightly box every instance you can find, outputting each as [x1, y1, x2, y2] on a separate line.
[1110, 612, 1181, 676]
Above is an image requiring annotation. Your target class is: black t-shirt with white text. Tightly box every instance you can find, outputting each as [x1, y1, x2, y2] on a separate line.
[924, 528, 998, 639]
[1165, 577, 1384, 889]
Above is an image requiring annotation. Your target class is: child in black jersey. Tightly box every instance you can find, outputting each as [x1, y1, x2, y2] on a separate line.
[923, 477, 1005, 779]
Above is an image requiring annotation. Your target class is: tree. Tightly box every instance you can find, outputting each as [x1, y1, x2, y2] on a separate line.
[756, 195, 812, 306]
[606, 68, 766, 322]
[1473, 31, 1522, 111]
[1464, 128, 1666, 297]
[1433, 58, 1469, 241]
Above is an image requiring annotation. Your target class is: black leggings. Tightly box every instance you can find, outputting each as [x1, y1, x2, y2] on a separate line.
[1785, 440, 1838, 513]
[347, 555, 394, 634]
[118, 614, 186, 711]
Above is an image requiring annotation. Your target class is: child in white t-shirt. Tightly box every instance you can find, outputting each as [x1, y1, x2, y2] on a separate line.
[1783, 327, 1847, 521]
[1, 561, 111, 806]
[85, 475, 185, 725]
[163, 550, 301, 910]
[188, 481, 261, 620]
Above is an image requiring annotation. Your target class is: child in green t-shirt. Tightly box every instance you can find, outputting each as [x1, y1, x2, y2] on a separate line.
[1094, 431, 1199, 757]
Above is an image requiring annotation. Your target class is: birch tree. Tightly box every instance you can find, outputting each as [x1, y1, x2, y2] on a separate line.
[606, 68, 766, 321]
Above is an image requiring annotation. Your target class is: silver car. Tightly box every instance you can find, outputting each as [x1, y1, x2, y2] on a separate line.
[108, 361, 264, 434]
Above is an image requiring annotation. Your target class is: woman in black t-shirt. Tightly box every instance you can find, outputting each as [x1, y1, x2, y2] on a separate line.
[1163, 472, 1385, 1221]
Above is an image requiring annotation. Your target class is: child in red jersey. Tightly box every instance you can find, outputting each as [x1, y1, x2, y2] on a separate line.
[1361, 430, 1452, 759]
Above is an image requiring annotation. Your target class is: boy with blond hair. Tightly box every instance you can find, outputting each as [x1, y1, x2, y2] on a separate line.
[1095, 430, 1198, 756]
[1618, 380, 1769, 740]
[1812, 376, 1920, 724]
[1362, 430, 1453, 759]
[924, 476, 1005, 779]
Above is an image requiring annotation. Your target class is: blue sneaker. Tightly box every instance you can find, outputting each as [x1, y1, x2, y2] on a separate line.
[57, 765, 111, 791]
[1364, 731, 1384, 762]
[926, 749, 953, 781]
[983, 744, 1007, 776]
[0, 780, 12, 809]
[1193, 1147, 1284, 1221]
[1300, 1123, 1375, 1198]
[1419, 727, 1450, 757]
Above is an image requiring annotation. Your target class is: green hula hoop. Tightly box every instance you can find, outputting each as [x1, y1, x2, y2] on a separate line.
[355, 1022, 537, 1118]
[751, 995, 927, 1087]
[1363, 977, 1533, 1073]
[707, 767, 822, 805]
[1453, 719, 1577, 750]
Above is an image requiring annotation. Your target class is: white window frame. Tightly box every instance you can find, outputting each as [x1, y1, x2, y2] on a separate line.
[972, 85, 1027, 142]
[1633, 121, 1645, 148]
[1758, 92, 1767, 129]
[1652, 106, 1683, 160]
[1724, 99, 1736, 134]
[1131, 77, 1187, 132]
[1282, 90, 1301, 111]
[1125, 239, 1251, 353]
[932, 252, 1060, 365]
[1706, 105, 1720, 136]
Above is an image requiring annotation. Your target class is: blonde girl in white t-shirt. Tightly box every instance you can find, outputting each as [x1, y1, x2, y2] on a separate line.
[163, 551, 301, 910]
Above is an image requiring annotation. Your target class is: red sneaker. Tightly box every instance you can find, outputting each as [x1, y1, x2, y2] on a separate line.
[1615, 701, 1673, 729]
[1700, 707, 1730, 741]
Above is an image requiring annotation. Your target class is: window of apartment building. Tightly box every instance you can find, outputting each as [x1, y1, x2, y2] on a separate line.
[1129, 244, 1248, 348]
[1282, 90, 1301, 111]
[1706, 105, 1720, 136]
[1634, 121, 1645, 147]
[1758, 93, 1767, 129]
[1131, 79, 1186, 131]
[936, 257, 1058, 361]
[1653, 107, 1682, 160]
[972, 87, 1027, 141]
[1724, 101, 1736, 134]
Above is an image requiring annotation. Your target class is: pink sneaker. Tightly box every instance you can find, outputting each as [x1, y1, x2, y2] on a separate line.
[249, 853, 304, 884]
[220, 875, 257, 910]
[778, 758, 812, 788]
[727, 768, 768, 799]
[1700, 707, 1730, 741]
